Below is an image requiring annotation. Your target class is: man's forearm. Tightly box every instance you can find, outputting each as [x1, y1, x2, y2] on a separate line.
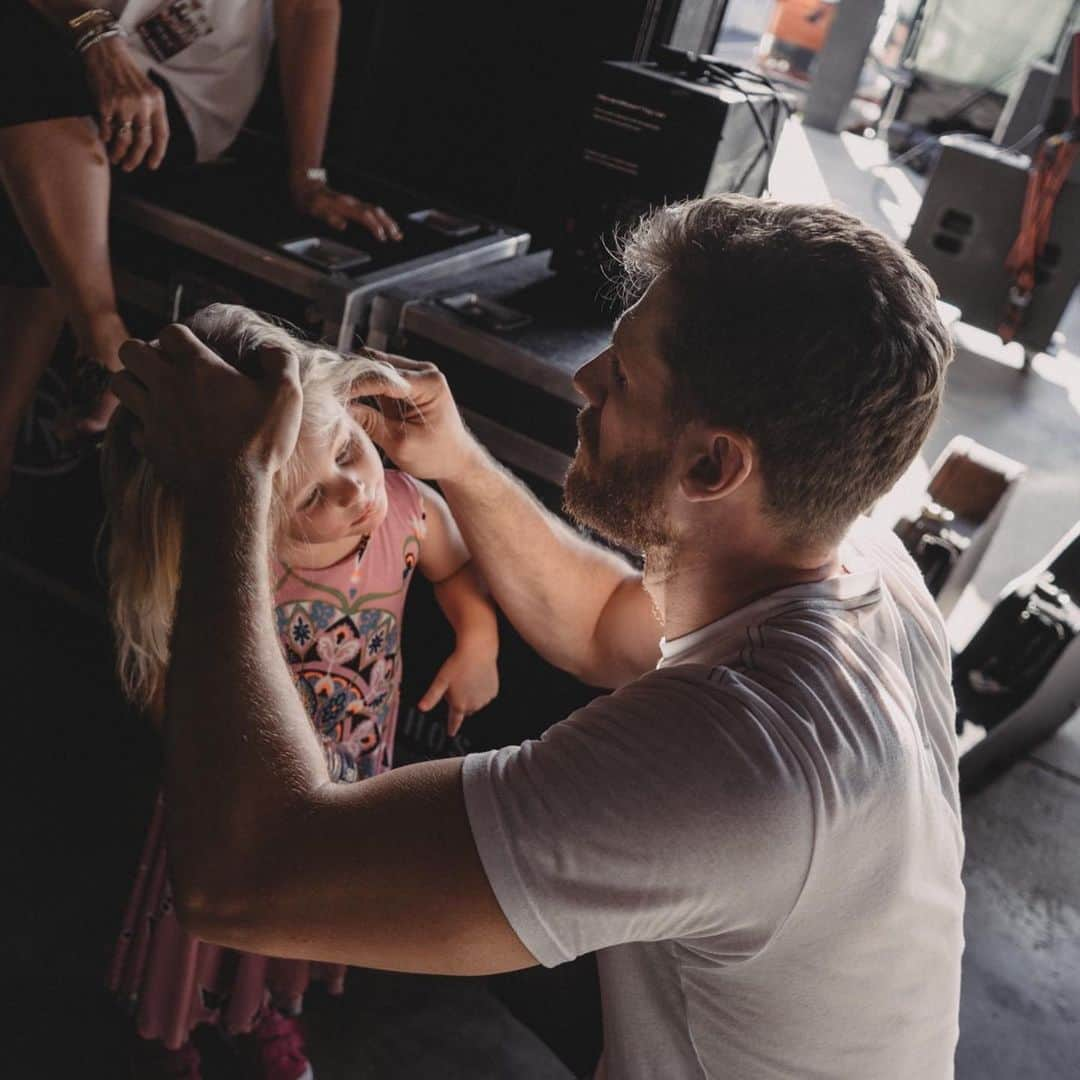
[163, 469, 327, 915]
[439, 445, 648, 686]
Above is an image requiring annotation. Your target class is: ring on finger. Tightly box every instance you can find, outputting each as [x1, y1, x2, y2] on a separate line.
[116, 121, 134, 136]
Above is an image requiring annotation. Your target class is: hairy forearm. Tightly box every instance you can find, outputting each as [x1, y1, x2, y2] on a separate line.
[275, 1, 340, 187]
[163, 469, 328, 914]
[439, 446, 642, 685]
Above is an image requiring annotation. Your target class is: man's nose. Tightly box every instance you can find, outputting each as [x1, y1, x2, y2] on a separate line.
[573, 351, 607, 407]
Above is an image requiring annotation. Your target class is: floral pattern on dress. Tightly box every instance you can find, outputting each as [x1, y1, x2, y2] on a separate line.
[278, 604, 401, 781]
[273, 474, 423, 784]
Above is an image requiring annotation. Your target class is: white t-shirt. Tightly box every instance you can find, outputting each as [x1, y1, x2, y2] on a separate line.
[106, 1, 274, 162]
[462, 518, 965, 1079]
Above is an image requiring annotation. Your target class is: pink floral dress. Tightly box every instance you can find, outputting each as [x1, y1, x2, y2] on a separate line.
[107, 472, 426, 1048]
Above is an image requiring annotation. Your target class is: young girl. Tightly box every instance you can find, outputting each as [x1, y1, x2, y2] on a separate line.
[103, 304, 500, 1080]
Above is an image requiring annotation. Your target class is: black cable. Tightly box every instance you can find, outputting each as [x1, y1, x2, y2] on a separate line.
[702, 63, 777, 160]
[649, 47, 787, 192]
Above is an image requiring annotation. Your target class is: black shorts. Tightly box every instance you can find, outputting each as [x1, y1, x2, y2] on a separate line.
[0, 1, 195, 288]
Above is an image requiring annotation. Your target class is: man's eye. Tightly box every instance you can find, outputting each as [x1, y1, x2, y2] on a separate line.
[611, 356, 628, 388]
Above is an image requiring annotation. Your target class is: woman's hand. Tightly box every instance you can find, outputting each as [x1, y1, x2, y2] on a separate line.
[292, 181, 402, 242]
[418, 642, 500, 737]
[82, 36, 170, 171]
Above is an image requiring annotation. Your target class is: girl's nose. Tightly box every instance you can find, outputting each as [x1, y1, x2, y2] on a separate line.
[335, 475, 366, 507]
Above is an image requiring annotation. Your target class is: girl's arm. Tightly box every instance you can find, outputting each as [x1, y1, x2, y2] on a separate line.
[414, 481, 500, 734]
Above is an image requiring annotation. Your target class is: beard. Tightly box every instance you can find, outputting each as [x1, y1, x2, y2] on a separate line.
[563, 409, 676, 558]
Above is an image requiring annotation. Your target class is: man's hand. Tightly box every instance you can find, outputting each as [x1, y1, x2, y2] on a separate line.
[82, 37, 170, 171]
[292, 182, 403, 242]
[418, 645, 500, 737]
[111, 324, 303, 495]
[354, 353, 485, 482]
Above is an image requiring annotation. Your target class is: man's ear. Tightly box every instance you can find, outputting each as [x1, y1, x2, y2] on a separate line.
[679, 431, 753, 502]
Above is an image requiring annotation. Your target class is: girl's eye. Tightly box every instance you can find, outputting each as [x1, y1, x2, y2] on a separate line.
[302, 486, 322, 510]
[336, 440, 357, 466]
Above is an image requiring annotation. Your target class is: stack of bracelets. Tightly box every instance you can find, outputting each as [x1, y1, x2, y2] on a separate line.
[68, 7, 128, 54]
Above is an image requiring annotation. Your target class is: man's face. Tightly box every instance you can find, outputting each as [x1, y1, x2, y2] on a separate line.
[564, 278, 678, 554]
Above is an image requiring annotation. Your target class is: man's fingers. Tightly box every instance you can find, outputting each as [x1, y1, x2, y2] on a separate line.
[352, 401, 391, 446]
[157, 322, 229, 369]
[255, 344, 297, 379]
[363, 349, 439, 376]
[118, 338, 166, 392]
[111, 370, 149, 420]
[349, 361, 410, 396]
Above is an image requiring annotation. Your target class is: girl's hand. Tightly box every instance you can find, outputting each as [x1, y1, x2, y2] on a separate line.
[418, 644, 500, 737]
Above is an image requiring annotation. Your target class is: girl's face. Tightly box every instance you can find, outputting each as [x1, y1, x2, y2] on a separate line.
[284, 404, 388, 551]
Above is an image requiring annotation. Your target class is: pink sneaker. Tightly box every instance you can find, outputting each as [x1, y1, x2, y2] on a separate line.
[246, 1009, 314, 1080]
[133, 1038, 203, 1079]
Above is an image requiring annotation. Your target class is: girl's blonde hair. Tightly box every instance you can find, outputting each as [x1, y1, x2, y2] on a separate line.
[103, 303, 405, 710]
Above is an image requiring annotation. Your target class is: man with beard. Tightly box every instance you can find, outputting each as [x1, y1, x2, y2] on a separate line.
[115, 195, 964, 1079]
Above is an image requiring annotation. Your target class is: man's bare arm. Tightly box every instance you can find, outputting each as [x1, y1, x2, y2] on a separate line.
[440, 446, 659, 688]
[363, 357, 661, 688]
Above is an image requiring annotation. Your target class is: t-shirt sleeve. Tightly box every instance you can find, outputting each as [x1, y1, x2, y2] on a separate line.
[461, 666, 816, 968]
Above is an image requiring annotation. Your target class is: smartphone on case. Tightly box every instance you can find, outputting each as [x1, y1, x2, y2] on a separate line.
[278, 236, 373, 272]
[438, 292, 531, 332]
[408, 208, 482, 239]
